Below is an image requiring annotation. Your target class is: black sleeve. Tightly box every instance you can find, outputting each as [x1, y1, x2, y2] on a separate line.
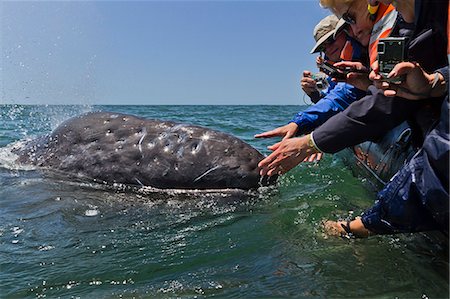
[313, 85, 422, 153]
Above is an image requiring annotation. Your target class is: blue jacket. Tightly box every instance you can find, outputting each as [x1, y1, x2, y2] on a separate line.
[291, 82, 366, 135]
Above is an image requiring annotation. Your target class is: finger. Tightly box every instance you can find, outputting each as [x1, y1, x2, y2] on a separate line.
[308, 154, 316, 162]
[334, 61, 356, 68]
[258, 155, 272, 168]
[258, 150, 279, 168]
[370, 60, 379, 73]
[333, 61, 348, 68]
[316, 153, 323, 161]
[384, 89, 397, 97]
[387, 61, 416, 78]
[380, 81, 390, 89]
[347, 72, 366, 79]
[302, 78, 316, 84]
[267, 141, 281, 151]
[369, 70, 382, 81]
[259, 167, 269, 176]
[267, 153, 294, 173]
[303, 70, 312, 77]
[254, 130, 279, 138]
[282, 135, 291, 141]
[267, 167, 281, 177]
[282, 131, 295, 140]
[266, 155, 283, 170]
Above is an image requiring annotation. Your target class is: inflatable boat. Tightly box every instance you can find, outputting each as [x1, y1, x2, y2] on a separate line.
[338, 122, 415, 189]
[338, 122, 448, 247]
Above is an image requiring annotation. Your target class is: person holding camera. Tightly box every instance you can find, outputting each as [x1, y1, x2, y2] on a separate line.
[257, 0, 448, 237]
[325, 62, 448, 238]
[319, 0, 449, 237]
[311, 0, 447, 154]
[300, 16, 349, 104]
[255, 15, 367, 161]
[257, 1, 401, 176]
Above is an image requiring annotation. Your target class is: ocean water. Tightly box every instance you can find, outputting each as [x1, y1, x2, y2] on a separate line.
[0, 104, 448, 298]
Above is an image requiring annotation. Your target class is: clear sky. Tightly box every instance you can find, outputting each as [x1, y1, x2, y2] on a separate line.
[1, 1, 330, 105]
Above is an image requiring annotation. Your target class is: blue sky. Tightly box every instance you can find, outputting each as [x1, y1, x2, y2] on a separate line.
[1, 1, 330, 105]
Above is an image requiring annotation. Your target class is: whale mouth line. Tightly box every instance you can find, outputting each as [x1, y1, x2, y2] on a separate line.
[194, 165, 222, 182]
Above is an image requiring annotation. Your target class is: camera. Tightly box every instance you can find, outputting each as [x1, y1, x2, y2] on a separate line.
[312, 72, 329, 90]
[377, 37, 408, 80]
[319, 61, 347, 80]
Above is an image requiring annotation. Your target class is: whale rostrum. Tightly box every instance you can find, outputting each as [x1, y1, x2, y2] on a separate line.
[15, 112, 275, 190]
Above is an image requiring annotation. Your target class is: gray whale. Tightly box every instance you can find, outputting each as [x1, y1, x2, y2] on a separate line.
[15, 112, 274, 190]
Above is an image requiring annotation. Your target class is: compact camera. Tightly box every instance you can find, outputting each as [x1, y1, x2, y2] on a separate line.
[312, 72, 329, 90]
[377, 37, 408, 80]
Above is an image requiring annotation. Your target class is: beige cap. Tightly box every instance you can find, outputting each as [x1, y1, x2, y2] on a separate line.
[332, 18, 348, 39]
[310, 15, 346, 54]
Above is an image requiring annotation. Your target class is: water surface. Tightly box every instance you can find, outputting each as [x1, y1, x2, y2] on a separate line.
[1, 105, 448, 298]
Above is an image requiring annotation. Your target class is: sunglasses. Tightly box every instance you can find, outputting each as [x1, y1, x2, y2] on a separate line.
[341, 4, 356, 25]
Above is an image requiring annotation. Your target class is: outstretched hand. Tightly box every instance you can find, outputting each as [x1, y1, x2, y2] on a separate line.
[254, 122, 299, 140]
[258, 135, 319, 177]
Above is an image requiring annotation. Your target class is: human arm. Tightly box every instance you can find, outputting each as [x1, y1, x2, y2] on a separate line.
[312, 86, 422, 153]
[291, 83, 366, 136]
[255, 83, 366, 139]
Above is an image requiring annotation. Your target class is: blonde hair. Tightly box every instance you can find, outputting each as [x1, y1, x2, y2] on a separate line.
[319, 0, 355, 16]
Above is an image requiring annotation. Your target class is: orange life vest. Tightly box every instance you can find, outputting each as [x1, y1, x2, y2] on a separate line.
[368, 4, 398, 66]
[340, 41, 354, 61]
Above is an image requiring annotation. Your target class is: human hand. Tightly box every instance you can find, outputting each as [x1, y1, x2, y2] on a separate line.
[333, 61, 371, 91]
[322, 217, 371, 238]
[258, 135, 318, 176]
[316, 56, 324, 67]
[254, 122, 299, 140]
[370, 61, 446, 100]
[301, 70, 319, 96]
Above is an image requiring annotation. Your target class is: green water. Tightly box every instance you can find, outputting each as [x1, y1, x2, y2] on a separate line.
[0, 105, 448, 298]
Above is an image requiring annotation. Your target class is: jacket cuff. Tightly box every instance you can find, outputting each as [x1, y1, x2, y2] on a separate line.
[310, 132, 324, 153]
[435, 66, 449, 94]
